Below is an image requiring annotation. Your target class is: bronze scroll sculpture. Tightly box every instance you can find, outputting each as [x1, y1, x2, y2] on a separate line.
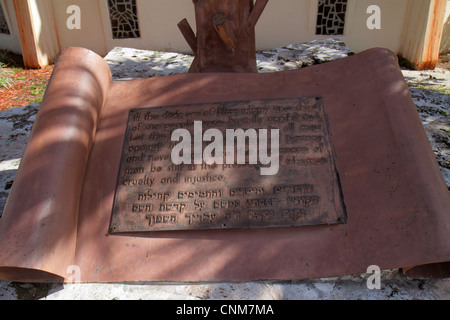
[0, 1, 449, 283]
[0, 46, 449, 283]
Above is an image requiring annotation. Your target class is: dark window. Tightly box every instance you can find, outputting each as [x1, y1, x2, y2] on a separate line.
[0, 4, 10, 35]
[316, 0, 348, 35]
[108, 0, 140, 39]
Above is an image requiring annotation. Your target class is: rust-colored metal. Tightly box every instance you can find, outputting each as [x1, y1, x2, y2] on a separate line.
[110, 98, 346, 233]
[211, 12, 237, 51]
[178, 0, 269, 73]
[398, 0, 447, 70]
[177, 18, 197, 54]
[12, 0, 60, 69]
[0, 47, 449, 283]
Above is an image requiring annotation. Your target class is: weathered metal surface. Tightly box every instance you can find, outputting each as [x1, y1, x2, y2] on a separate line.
[110, 98, 346, 233]
[398, 0, 447, 70]
[1, 47, 450, 283]
[0, 47, 112, 282]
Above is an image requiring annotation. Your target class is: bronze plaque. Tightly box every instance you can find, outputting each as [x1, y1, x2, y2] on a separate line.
[110, 98, 346, 233]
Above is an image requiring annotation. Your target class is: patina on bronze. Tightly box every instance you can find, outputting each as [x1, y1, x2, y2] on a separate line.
[110, 98, 346, 233]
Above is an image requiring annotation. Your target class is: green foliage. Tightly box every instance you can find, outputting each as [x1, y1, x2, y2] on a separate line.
[407, 82, 450, 94]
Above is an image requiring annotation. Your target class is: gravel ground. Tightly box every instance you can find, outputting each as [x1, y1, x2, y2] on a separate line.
[0, 40, 449, 300]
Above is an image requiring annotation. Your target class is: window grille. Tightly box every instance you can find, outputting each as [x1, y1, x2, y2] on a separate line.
[108, 0, 140, 39]
[316, 0, 348, 35]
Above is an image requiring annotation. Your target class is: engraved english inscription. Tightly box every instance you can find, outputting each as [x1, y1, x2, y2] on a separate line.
[110, 98, 346, 232]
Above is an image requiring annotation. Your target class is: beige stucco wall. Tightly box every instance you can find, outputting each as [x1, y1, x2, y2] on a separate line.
[0, 0, 22, 54]
[440, 0, 450, 53]
[99, 0, 196, 54]
[0, 0, 445, 62]
[338, 0, 408, 53]
[52, 0, 107, 56]
[51, 0, 196, 56]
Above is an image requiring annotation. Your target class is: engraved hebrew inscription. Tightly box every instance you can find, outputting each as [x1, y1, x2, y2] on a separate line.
[110, 98, 346, 232]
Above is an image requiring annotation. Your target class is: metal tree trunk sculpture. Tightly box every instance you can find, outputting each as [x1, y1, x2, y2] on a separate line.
[178, 0, 269, 73]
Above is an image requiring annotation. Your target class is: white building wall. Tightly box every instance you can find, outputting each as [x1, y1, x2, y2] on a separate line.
[51, 0, 107, 56]
[98, 0, 196, 54]
[50, 0, 197, 56]
[256, 0, 408, 53]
